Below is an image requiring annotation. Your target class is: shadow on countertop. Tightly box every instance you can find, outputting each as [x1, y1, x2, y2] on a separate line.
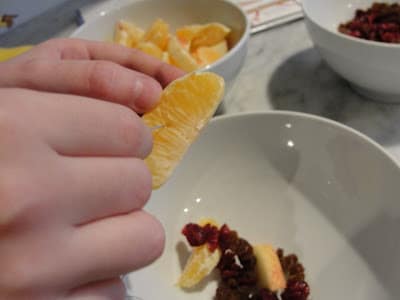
[267, 47, 400, 147]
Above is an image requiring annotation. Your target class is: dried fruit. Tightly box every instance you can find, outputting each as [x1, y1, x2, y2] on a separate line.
[281, 280, 310, 300]
[277, 248, 305, 282]
[339, 2, 400, 43]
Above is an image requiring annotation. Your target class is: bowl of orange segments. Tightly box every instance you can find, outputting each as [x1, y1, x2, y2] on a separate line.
[127, 73, 400, 299]
[71, 0, 250, 93]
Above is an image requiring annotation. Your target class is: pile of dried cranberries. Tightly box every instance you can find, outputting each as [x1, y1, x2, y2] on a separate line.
[338, 2, 400, 43]
[182, 223, 310, 300]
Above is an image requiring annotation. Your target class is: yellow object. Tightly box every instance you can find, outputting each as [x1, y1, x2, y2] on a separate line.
[194, 40, 228, 67]
[178, 219, 221, 288]
[143, 18, 170, 50]
[114, 20, 144, 47]
[136, 41, 163, 59]
[143, 72, 225, 189]
[161, 51, 171, 64]
[167, 36, 198, 72]
[253, 244, 287, 292]
[198, 218, 219, 227]
[176, 25, 203, 44]
[178, 243, 221, 288]
[190, 23, 231, 51]
[0, 46, 32, 62]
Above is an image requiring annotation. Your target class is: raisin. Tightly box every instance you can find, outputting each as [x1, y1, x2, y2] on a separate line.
[338, 2, 400, 43]
[281, 280, 310, 300]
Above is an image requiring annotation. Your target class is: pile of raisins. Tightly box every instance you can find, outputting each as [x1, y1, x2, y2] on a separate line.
[338, 2, 400, 43]
[182, 223, 310, 300]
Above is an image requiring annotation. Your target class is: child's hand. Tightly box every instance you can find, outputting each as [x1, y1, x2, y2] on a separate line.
[0, 38, 184, 300]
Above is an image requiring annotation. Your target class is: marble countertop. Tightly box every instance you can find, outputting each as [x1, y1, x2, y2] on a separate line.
[225, 20, 400, 163]
[2, 3, 400, 162]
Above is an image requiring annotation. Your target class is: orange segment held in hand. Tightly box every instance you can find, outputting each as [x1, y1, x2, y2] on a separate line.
[143, 72, 225, 189]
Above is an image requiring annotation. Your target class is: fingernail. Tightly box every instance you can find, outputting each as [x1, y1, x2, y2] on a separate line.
[131, 77, 162, 113]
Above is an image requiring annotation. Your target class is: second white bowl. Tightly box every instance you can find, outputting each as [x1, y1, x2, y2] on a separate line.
[303, 0, 400, 103]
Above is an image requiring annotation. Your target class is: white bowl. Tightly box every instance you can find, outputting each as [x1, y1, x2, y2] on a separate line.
[71, 0, 250, 93]
[302, 0, 400, 103]
[126, 111, 400, 300]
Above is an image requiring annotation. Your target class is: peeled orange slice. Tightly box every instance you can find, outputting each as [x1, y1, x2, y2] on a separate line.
[178, 219, 221, 288]
[114, 20, 144, 47]
[190, 23, 231, 51]
[136, 41, 163, 59]
[178, 243, 221, 288]
[176, 25, 203, 44]
[143, 18, 170, 50]
[143, 72, 225, 189]
[194, 40, 228, 66]
[167, 36, 199, 72]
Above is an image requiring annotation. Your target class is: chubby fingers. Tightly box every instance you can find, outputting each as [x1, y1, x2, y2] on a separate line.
[65, 211, 165, 289]
[2, 59, 162, 113]
[46, 38, 185, 87]
[59, 157, 152, 225]
[67, 278, 126, 300]
[3, 89, 152, 157]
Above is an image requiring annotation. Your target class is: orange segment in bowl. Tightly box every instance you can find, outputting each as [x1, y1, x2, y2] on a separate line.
[190, 23, 231, 51]
[143, 18, 170, 50]
[167, 36, 199, 72]
[176, 24, 203, 44]
[178, 219, 221, 288]
[143, 72, 225, 189]
[136, 41, 163, 59]
[114, 20, 144, 47]
[194, 40, 228, 66]
[178, 243, 222, 288]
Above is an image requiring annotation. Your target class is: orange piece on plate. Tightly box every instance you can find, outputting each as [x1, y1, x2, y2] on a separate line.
[253, 244, 287, 292]
[143, 72, 225, 189]
[143, 18, 170, 50]
[136, 41, 163, 59]
[178, 243, 221, 288]
[190, 23, 231, 51]
[167, 36, 199, 72]
[178, 219, 221, 288]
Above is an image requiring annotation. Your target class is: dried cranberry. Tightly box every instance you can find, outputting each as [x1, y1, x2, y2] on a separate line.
[281, 280, 310, 300]
[181, 222, 220, 251]
[259, 289, 279, 300]
[182, 223, 206, 246]
[338, 2, 400, 43]
[203, 223, 219, 251]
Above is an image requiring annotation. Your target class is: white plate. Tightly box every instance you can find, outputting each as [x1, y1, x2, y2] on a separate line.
[127, 111, 400, 300]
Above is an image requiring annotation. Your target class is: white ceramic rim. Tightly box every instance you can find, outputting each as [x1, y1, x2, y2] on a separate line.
[301, 1, 400, 49]
[71, 0, 251, 71]
[211, 110, 400, 169]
